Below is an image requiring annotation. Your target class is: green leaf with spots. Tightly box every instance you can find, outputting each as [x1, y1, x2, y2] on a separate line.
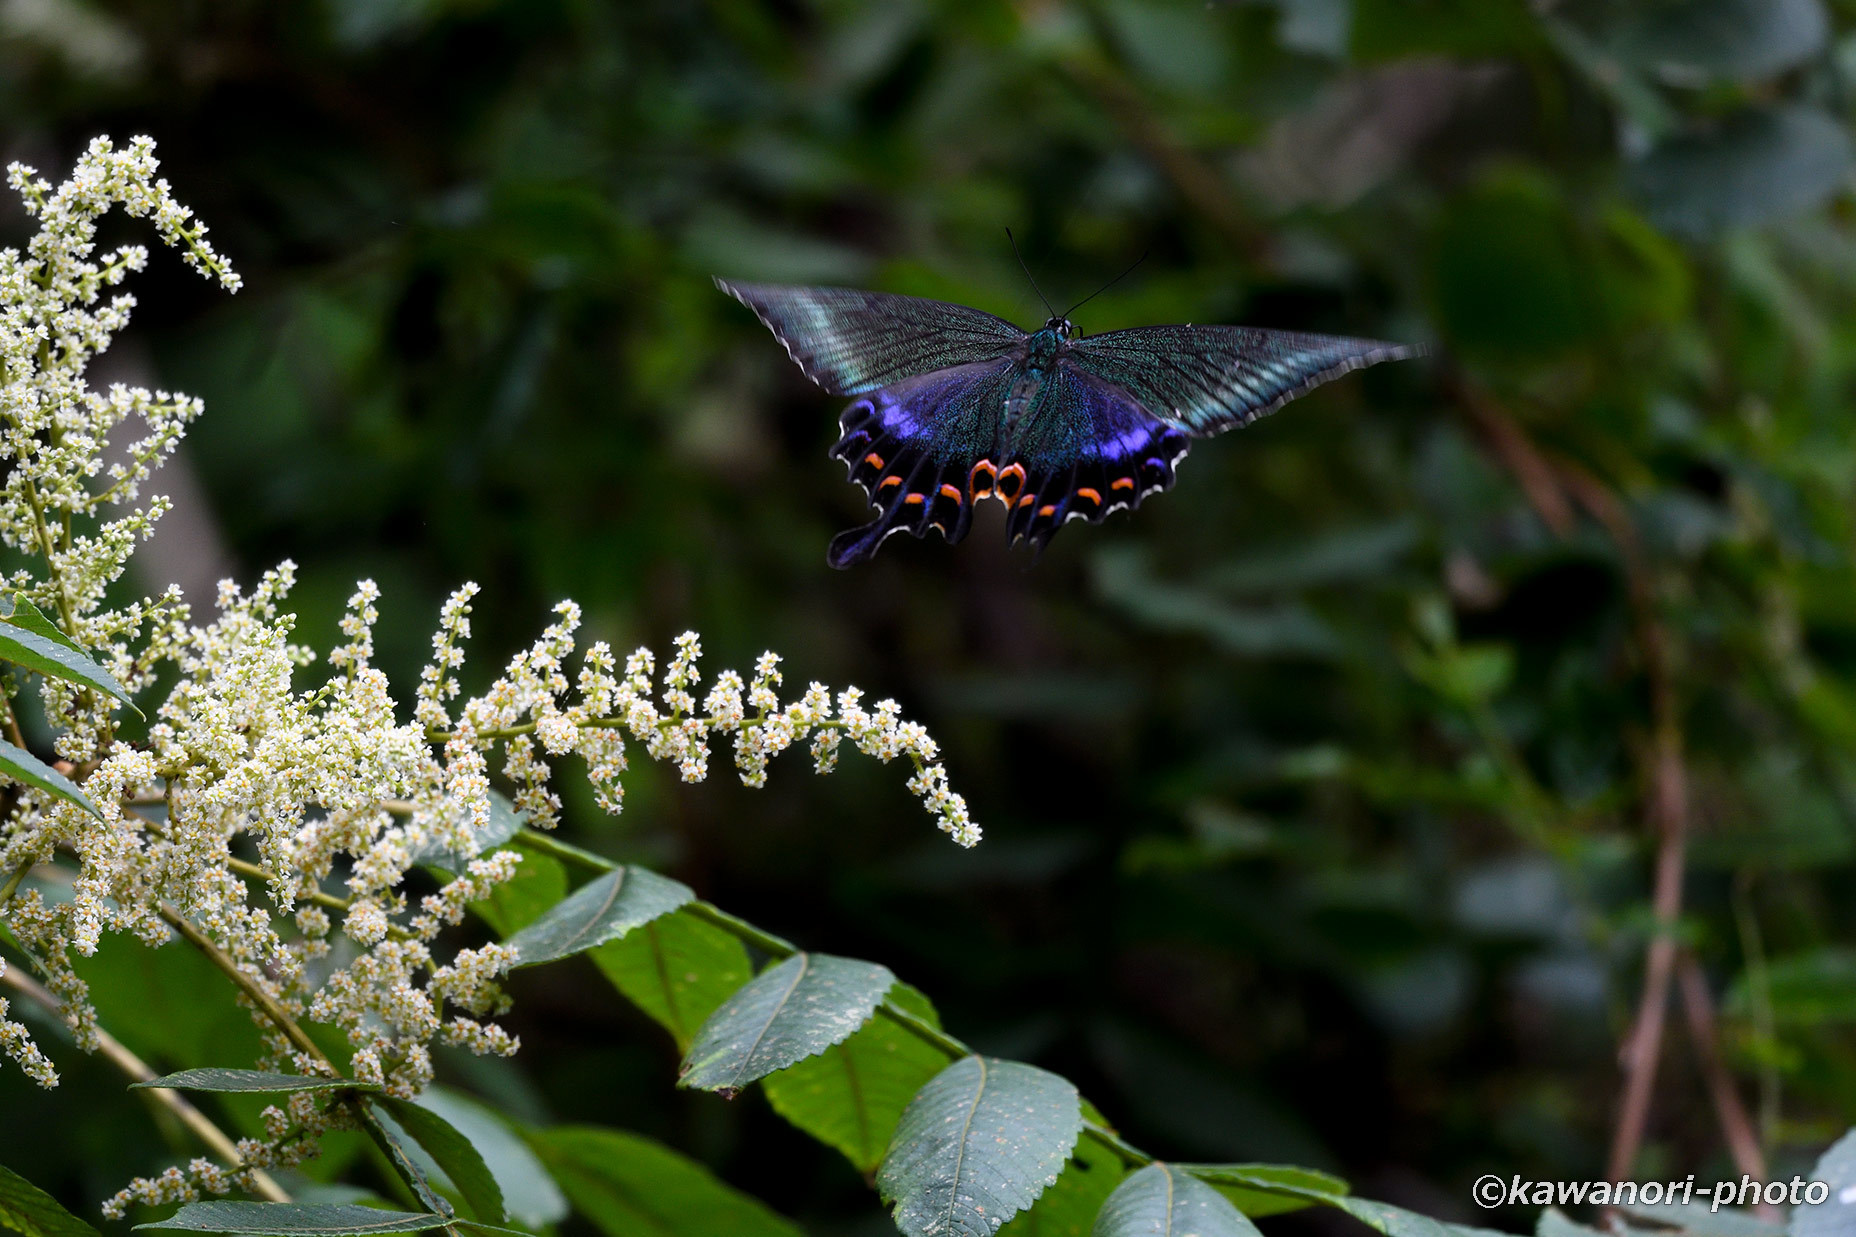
[997, 1124, 1128, 1237]
[761, 982, 951, 1173]
[878, 1055, 1083, 1237]
[681, 951, 895, 1095]
[590, 907, 752, 1051]
[0, 1161, 99, 1237]
[505, 866, 692, 967]
[134, 1203, 451, 1235]
[0, 739, 99, 819]
[1094, 1163, 1260, 1237]
[526, 1126, 802, 1237]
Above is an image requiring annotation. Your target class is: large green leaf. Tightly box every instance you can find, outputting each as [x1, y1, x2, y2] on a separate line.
[374, 1097, 504, 1223]
[878, 1056, 1083, 1237]
[1094, 1163, 1259, 1237]
[1608, 0, 1827, 82]
[997, 1123, 1128, 1237]
[132, 1068, 376, 1095]
[680, 952, 894, 1095]
[1727, 947, 1856, 1024]
[409, 1089, 565, 1230]
[526, 1126, 802, 1237]
[1629, 105, 1855, 239]
[134, 1203, 450, 1235]
[1181, 1164, 1351, 1218]
[0, 1161, 100, 1237]
[1792, 1127, 1856, 1237]
[590, 907, 752, 1051]
[0, 739, 100, 819]
[761, 982, 951, 1173]
[0, 596, 138, 714]
[467, 849, 564, 939]
[506, 867, 692, 967]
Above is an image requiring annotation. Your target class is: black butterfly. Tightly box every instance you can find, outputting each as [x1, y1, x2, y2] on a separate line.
[717, 278, 1419, 568]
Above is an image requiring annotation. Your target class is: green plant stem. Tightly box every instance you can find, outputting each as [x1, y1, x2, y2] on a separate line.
[0, 960, 292, 1202]
[510, 826, 1150, 1168]
[0, 861, 28, 906]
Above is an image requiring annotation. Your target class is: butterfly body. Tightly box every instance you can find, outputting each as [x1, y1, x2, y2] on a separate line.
[717, 278, 1419, 568]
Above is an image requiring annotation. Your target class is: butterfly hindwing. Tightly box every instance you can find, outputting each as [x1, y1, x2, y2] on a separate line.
[1001, 362, 1190, 553]
[1067, 324, 1416, 437]
[827, 360, 1016, 568]
[716, 280, 1024, 396]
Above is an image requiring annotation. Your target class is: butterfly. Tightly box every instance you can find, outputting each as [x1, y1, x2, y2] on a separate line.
[717, 277, 1420, 568]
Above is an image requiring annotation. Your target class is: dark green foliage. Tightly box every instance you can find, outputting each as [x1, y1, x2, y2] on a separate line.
[589, 908, 753, 1051]
[503, 867, 692, 967]
[134, 1204, 451, 1236]
[131, 1070, 377, 1096]
[373, 1098, 505, 1224]
[525, 1126, 802, 1237]
[1092, 1164, 1257, 1237]
[0, 1162, 97, 1237]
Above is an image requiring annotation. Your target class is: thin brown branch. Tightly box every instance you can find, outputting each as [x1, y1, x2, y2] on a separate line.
[0, 961, 289, 1202]
[1448, 375, 1576, 536]
[1677, 949, 1774, 1216]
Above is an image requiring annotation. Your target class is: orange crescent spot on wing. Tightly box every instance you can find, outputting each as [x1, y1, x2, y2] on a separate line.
[1037, 504, 1057, 518]
[1016, 494, 1037, 509]
[1110, 477, 1135, 491]
[997, 463, 1027, 498]
[878, 475, 903, 491]
[1076, 487, 1102, 505]
[903, 493, 925, 506]
[864, 452, 885, 469]
[969, 460, 997, 499]
[939, 484, 963, 502]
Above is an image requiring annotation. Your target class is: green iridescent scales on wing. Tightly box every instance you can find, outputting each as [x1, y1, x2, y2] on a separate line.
[717, 277, 1421, 566]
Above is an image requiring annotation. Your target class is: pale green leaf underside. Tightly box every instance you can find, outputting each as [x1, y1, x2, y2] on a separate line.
[134, 1202, 450, 1235]
[506, 866, 693, 967]
[1180, 1163, 1350, 1218]
[997, 1119, 1127, 1237]
[681, 951, 895, 1094]
[375, 1097, 505, 1224]
[1093, 1163, 1259, 1237]
[0, 1160, 101, 1237]
[878, 1055, 1083, 1237]
[132, 1068, 376, 1095]
[0, 739, 100, 819]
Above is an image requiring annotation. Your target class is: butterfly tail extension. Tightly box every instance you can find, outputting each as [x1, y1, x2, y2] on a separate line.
[827, 404, 976, 569]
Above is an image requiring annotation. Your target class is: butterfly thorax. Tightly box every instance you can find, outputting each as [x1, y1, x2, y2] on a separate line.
[1003, 321, 1074, 435]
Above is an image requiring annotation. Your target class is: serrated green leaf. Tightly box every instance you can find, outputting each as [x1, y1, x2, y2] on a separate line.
[1793, 1128, 1856, 1237]
[526, 1126, 803, 1237]
[762, 982, 950, 1173]
[0, 739, 99, 819]
[0, 1161, 100, 1237]
[468, 849, 564, 938]
[132, 1068, 377, 1095]
[998, 1127, 1127, 1237]
[590, 907, 752, 1051]
[1094, 1163, 1259, 1237]
[1181, 1164, 1350, 1218]
[411, 1088, 565, 1230]
[134, 1202, 450, 1235]
[375, 1097, 504, 1224]
[878, 1055, 1083, 1237]
[680, 951, 894, 1095]
[0, 597, 138, 714]
[506, 867, 692, 967]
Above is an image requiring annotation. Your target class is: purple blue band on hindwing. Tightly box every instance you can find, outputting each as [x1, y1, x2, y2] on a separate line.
[718, 278, 1421, 567]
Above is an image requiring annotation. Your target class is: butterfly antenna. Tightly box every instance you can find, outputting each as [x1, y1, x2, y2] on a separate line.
[1063, 249, 1149, 319]
[1006, 228, 1057, 320]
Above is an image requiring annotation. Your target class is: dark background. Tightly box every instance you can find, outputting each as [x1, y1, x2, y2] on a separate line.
[5, 1, 1856, 1233]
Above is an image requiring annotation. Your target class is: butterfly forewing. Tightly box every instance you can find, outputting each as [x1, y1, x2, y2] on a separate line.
[1067, 325, 1416, 437]
[715, 280, 1024, 396]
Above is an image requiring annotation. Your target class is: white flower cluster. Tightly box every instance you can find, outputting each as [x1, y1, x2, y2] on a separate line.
[0, 137, 981, 1216]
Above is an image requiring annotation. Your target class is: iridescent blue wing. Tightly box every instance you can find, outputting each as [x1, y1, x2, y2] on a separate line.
[1066, 324, 1417, 436]
[1000, 362, 1190, 554]
[716, 279, 1025, 396]
[827, 359, 1017, 568]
